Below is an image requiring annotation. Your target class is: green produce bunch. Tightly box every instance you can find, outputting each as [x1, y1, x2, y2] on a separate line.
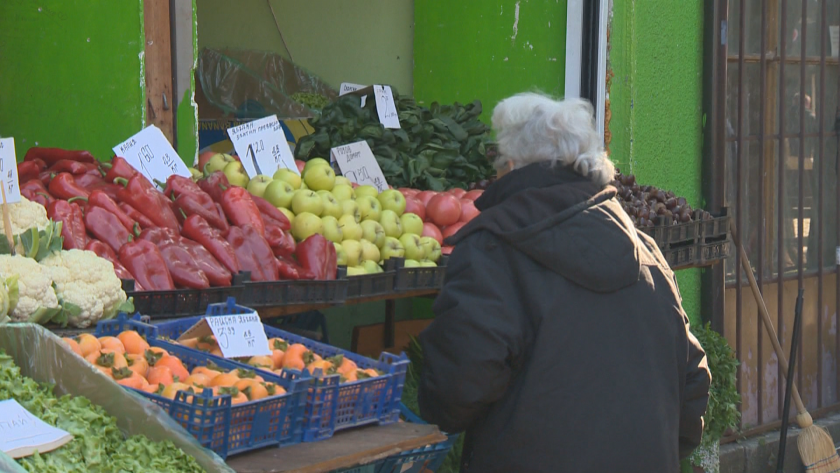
[291, 92, 331, 111]
[0, 351, 204, 473]
[294, 89, 495, 191]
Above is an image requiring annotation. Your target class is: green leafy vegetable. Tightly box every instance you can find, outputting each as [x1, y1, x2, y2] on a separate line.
[691, 322, 740, 443]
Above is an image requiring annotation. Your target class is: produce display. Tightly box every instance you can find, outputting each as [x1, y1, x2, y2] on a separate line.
[294, 92, 495, 191]
[611, 170, 713, 226]
[0, 350, 204, 472]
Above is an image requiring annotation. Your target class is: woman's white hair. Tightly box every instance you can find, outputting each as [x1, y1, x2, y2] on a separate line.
[491, 92, 615, 186]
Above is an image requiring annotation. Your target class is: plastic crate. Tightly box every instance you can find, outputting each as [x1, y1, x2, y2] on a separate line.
[377, 403, 459, 473]
[152, 298, 409, 440]
[394, 257, 448, 292]
[664, 239, 731, 270]
[345, 264, 397, 300]
[124, 273, 247, 319]
[95, 313, 310, 459]
[239, 268, 349, 308]
[637, 208, 730, 250]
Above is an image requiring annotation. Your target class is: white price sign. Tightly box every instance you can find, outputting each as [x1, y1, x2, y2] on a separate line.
[0, 399, 72, 458]
[0, 139, 21, 204]
[227, 115, 298, 178]
[113, 125, 191, 189]
[340, 82, 368, 107]
[373, 85, 400, 129]
[205, 312, 271, 359]
[330, 141, 389, 192]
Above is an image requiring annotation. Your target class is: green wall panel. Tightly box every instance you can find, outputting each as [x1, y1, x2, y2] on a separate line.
[0, 1, 145, 161]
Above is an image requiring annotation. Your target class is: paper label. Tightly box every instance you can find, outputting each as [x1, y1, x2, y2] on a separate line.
[113, 125, 191, 189]
[374, 85, 401, 129]
[0, 139, 21, 204]
[0, 399, 72, 458]
[205, 312, 271, 359]
[227, 115, 298, 178]
[339, 83, 365, 96]
[330, 141, 389, 192]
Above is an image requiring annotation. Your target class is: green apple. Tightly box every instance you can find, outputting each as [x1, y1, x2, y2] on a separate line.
[291, 212, 323, 241]
[360, 239, 381, 263]
[223, 161, 250, 188]
[400, 213, 424, 236]
[318, 191, 343, 218]
[303, 157, 330, 174]
[380, 236, 405, 262]
[338, 215, 363, 241]
[300, 181, 309, 190]
[331, 184, 356, 202]
[341, 239, 363, 267]
[246, 174, 274, 197]
[292, 190, 324, 216]
[334, 242, 348, 266]
[357, 196, 382, 222]
[418, 260, 438, 268]
[264, 180, 295, 209]
[419, 236, 442, 263]
[360, 220, 386, 248]
[303, 164, 336, 191]
[399, 233, 426, 261]
[403, 259, 421, 268]
[340, 200, 361, 223]
[321, 216, 343, 243]
[379, 210, 403, 238]
[279, 207, 295, 226]
[355, 185, 379, 199]
[347, 266, 367, 277]
[204, 153, 235, 175]
[273, 168, 302, 189]
[334, 176, 352, 187]
[377, 189, 407, 216]
[362, 260, 384, 274]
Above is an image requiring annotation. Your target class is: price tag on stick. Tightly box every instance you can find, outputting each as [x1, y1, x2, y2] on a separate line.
[227, 115, 298, 178]
[0, 399, 73, 458]
[177, 312, 271, 359]
[112, 125, 191, 189]
[330, 141, 389, 192]
[0, 139, 21, 205]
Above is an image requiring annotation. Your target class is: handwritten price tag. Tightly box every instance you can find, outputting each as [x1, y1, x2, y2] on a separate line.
[330, 141, 389, 192]
[113, 125, 191, 189]
[0, 139, 21, 204]
[227, 115, 298, 178]
[205, 312, 270, 359]
[373, 85, 400, 129]
[0, 399, 72, 458]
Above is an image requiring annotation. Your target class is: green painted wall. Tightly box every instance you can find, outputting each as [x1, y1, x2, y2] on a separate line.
[413, 0, 567, 122]
[0, 1, 145, 161]
[196, 0, 414, 94]
[176, 0, 200, 166]
[609, 0, 705, 324]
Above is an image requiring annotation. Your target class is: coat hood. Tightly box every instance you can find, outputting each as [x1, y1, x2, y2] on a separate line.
[447, 163, 641, 293]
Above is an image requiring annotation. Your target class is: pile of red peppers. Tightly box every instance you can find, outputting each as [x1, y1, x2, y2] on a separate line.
[20, 148, 337, 292]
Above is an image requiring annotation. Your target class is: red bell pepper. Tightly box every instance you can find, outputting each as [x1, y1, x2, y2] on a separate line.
[47, 160, 98, 176]
[220, 187, 265, 237]
[162, 175, 202, 199]
[197, 172, 229, 203]
[115, 175, 180, 230]
[174, 191, 228, 231]
[21, 181, 54, 206]
[75, 170, 107, 190]
[84, 240, 144, 290]
[180, 236, 232, 287]
[182, 215, 241, 275]
[39, 171, 54, 188]
[48, 173, 90, 200]
[30, 159, 47, 172]
[294, 234, 336, 280]
[119, 239, 175, 291]
[226, 226, 277, 281]
[101, 156, 137, 183]
[88, 182, 121, 201]
[86, 190, 138, 234]
[47, 200, 87, 250]
[119, 203, 156, 229]
[84, 206, 132, 253]
[17, 161, 40, 185]
[276, 257, 317, 280]
[138, 228, 210, 289]
[251, 195, 291, 231]
[24, 147, 96, 166]
[265, 223, 296, 258]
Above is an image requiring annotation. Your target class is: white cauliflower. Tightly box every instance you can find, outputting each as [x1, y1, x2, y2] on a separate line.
[0, 254, 59, 322]
[0, 196, 49, 234]
[41, 249, 129, 328]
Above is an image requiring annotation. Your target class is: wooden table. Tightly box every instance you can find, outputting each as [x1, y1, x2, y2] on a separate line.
[226, 422, 447, 473]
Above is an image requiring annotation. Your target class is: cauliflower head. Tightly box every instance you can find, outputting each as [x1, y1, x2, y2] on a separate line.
[0, 196, 49, 234]
[41, 249, 128, 328]
[0, 254, 59, 322]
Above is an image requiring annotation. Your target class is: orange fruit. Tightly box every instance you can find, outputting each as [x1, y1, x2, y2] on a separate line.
[62, 337, 83, 356]
[208, 372, 239, 388]
[77, 333, 101, 357]
[126, 353, 150, 378]
[155, 356, 190, 382]
[98, 336, 126, 354]
[147, 365, 175, 386]
[117, 330, 150, 355]
[235, 379, 269, 401]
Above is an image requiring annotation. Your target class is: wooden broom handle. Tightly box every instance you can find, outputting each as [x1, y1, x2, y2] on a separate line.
[729, 220, 810, 422]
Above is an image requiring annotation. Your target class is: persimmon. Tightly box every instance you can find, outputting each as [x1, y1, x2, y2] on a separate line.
[117, 330, 149, 355]
[282, 344, 311, 371]
[219, 387, 248, 405]
[162, 382, 193, 400]
[113, 367, 148, 390]
[98, 336, 126, 354]
[210, 347, 223, 357]
[179, 337, 199, 349]
[268, 338, 288, 351]
[235, 379, 269, 401]
[263, 382, 286, 396]
[62, 337, 83, 356]
[183, 373, 211, 387]
[247, 355, 273, 370]
[306, 359, 334, 377]
[126, 353, 149, 377]
[155, 356, 190, 382]
[147, 346, 168, 357]
[77, 333, 101, 357]
[330, 355, 358, 377]
[99, 349, 128, 369]
[270, 350, 285, 369]
[196, 335, 218, 352]
[143, 383, 161, 394]
[147, 365, 175, 386]
[192, 366, 223, 379]
[208, 372, 239, 388]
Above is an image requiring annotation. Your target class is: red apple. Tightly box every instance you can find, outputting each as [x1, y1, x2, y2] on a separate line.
[463, 189, 484, 201]
[422, 222, 443, 244]
[405, 197, 426, 220]
[427, 194, 462, 227]
[442, 222, 466, 239]
[459, 200, 480, 223]
[295, 159, 306, 173]
[198, 151, 216, 170]
[442, 245, 454, 256]
[399, 187, 420, 198]
[416, 190, 438, 207]
[448, 188, 467, 199]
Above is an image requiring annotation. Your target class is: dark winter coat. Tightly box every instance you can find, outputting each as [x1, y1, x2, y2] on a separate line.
[418, 162, 711, 473]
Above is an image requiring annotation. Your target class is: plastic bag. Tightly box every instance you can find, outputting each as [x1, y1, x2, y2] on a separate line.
[0, 323, 233, 473]
[198, 48, 338, 120]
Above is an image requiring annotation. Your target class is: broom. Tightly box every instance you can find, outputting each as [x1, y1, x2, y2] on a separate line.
[730, 221, 840, 471]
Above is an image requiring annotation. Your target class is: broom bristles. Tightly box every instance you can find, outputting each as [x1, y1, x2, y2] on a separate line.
[799, 424, 840, 472]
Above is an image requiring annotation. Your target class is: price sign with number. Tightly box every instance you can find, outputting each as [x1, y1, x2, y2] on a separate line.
[227, 115, 298, 178]
[0, 139, 21, 204]
[373, 85, 400, 129]
[204, 312, 270, 359]
[330, 141, 389, 192]
[112, 125, 191, 189]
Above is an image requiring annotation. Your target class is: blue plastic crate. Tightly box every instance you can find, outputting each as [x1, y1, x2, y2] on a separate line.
[95, 313, 310, 459]
[376, 404, 459, 473]
[152, 298, 409, 440]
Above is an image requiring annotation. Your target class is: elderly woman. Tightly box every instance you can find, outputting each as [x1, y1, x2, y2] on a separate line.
[418, 93, 710, 472]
